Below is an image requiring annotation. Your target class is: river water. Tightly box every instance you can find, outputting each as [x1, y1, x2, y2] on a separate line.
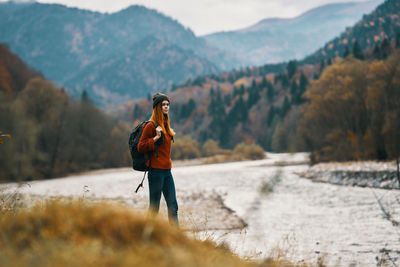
[3, 153, 399, 266]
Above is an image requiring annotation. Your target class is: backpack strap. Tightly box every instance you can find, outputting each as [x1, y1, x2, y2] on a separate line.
[135, 156, 152, 193]
[135, 121, 155, 193]
[148, 120, 163, 158]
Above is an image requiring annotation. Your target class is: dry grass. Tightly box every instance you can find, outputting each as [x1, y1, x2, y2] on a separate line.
[204, 143, 266, 164]
[0, 199, 313, 267]
[0, 183, 30, 214]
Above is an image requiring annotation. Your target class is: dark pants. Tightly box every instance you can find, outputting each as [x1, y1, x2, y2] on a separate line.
[148, 168, 179, 225]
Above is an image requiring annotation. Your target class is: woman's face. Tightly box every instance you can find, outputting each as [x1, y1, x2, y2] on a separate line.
[161, 100, 169, 115]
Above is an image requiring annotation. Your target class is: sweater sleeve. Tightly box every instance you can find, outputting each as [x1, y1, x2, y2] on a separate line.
[138, 122, 156, 153]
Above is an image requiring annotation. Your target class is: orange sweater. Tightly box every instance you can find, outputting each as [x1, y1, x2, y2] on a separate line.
[137, 122, 172, 169]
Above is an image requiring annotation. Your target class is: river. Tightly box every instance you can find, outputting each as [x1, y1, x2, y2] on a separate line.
[3, 152, 399, 266]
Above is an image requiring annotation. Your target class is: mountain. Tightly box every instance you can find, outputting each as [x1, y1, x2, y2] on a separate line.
[64, 36, 218, 106]
[0, 2, 106, 82]
[0, 2, 240, 105]
[123, 0, 400, 152]
[202, 0, 383, 66]
[0, 43, 42, 96]
[303, 0, 400, 63]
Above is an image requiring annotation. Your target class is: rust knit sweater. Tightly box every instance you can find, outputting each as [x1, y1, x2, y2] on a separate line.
[137, 122, 172, 169]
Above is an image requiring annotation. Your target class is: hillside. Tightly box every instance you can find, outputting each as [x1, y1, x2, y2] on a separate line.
[0, 2, 240, 105]
[64, 36, 219, 106]
[303, 0, 400, 63]
[123, 0, 400, 156]
[203, 0, 382, 66]
[0, 43, 41, 96]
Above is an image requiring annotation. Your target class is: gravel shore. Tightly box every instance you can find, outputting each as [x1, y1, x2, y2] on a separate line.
[299, 160, 400, 190]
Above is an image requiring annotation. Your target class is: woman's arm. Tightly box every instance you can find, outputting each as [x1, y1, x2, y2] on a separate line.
[138, 123, 156, 153]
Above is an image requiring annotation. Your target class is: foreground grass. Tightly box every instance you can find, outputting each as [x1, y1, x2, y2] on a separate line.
[0, 200, 312, 267]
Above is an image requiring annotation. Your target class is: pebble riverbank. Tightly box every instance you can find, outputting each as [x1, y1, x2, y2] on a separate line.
[298, 161, 400, 190]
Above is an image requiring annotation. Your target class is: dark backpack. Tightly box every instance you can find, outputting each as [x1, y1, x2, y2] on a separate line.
[129, 120, 153, 172]
[128, 121, 162, 193]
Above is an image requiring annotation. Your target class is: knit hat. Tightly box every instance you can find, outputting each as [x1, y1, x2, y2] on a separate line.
[152, 93, 170, 108]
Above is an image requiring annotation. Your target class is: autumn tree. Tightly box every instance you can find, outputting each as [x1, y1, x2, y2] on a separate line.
[0, 78, 67, 180]
[367, 51, 400, 160]
[298, 57, 369, 161]
[298, 51, 400, 162]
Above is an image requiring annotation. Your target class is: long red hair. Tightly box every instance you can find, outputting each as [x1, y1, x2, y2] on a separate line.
[150, 103, 175, 137]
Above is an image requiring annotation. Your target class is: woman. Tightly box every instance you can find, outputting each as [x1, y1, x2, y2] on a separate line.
[137, 93, 178, 225]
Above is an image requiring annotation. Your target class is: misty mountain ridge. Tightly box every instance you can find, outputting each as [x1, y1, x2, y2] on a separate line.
[0, 0, 388, 106]
[0, 2, 239, 106]
[203, 0, 383, 65]
[64, 36, 218, 106]
[243, 0, 382, 32]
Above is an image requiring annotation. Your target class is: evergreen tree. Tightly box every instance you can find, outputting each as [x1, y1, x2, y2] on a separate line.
[290, 80, 298, 95]
[320, 59, 325, 73]
[133, 105, 142, 119]
[247, 86, 260, 109]
[228, 96, 247, 124]
[299, 72, 308, 92]
[224, 94, 232, 106]
[343, 46, 350, 58]
[209, 89, 227, 143]
[287, 60, 297, 79]
[281, 74, 290, 88]
[266, 83, 275, 103]
[228, 73, 235, 83]
[293, 72, 308, 104]
[267, 106, 275, 126]
[236, 96, 248, 122]
[280, 96, 290, 118]
[81, 90, 90, 104]
[251, 79, 257, 89]
[380, 38, 390, 59]
[353, 41, 364, 60]
[373, 45, 381, 59]
[396, 33, 400, 48]
[233, 87, 239, 97]
[274, 74, 280, 85]
[180, 98, 196, 119]
[261, 77, 268, 88]
[239, 85, 245, 96]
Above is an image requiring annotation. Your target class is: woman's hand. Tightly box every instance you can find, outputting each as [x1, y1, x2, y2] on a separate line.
[153, 126, 162, 142]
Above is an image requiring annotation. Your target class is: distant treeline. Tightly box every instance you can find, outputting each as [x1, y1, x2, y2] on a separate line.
[0, 78, 131, 182]
[130, 48, 400, 164]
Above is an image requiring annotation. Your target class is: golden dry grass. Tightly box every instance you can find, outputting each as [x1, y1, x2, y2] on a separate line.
[0, 200, 313, 267]
[204, 143, 266, 164]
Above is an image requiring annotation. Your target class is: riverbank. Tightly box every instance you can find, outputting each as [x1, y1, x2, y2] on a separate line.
[298, 160, 400, 190]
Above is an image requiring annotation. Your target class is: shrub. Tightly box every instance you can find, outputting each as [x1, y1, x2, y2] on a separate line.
[232, 143, 266, 160]
[203, 143, 266, 164]
[171, 135, 201, 160]
[201, 139, 221, 157]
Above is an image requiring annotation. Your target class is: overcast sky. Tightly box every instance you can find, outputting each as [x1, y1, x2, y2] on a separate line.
[4, 0, 374, 35]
